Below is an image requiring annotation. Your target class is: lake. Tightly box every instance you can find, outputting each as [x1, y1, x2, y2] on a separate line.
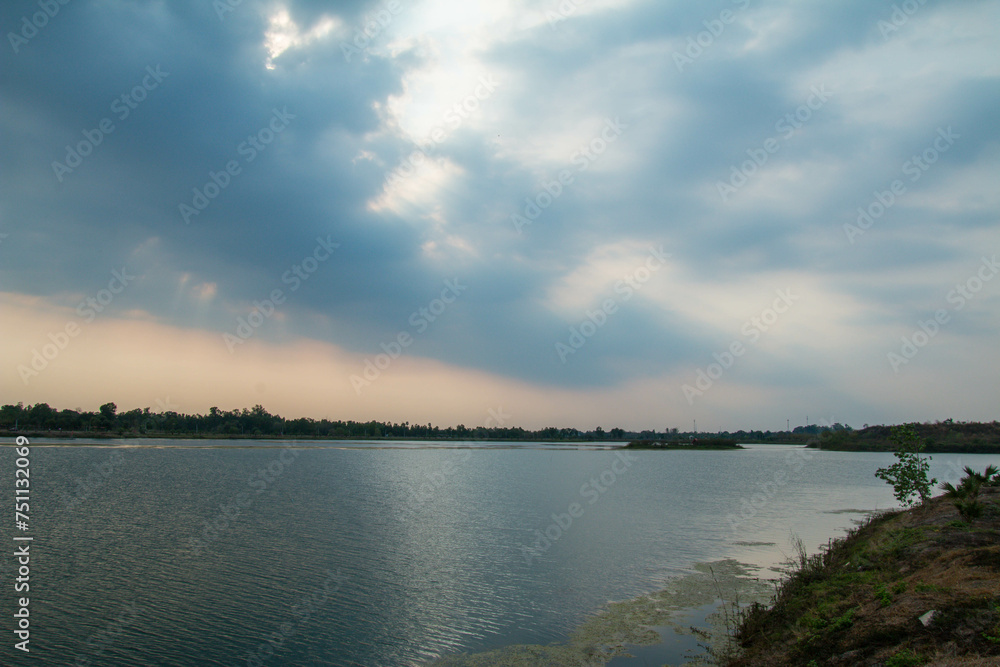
[3, 440, 997, 665]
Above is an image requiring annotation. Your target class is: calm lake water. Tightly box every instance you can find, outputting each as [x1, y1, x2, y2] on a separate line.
[2, 440, 998, 666]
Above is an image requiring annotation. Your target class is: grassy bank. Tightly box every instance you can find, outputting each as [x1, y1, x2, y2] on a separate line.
[727, 487, 1000, 666]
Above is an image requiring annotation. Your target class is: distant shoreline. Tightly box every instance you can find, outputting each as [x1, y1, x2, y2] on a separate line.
[813, 443, 1000, 454]
[625, 438, 746, 450]
[4, 430, 801, 445]
[13, 430, 1000, 453]
[4, 431, 613, 443]
[810, 421, 1000, 453]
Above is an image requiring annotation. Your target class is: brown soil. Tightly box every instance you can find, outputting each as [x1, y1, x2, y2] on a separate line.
[728, 486, 1000, 667]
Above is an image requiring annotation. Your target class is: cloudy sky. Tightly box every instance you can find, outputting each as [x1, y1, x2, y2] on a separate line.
[1, 0, 998, 431]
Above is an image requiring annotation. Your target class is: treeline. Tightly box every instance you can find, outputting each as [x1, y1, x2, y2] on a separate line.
[2, 402, 638, 440]
[2, 402, 539, 439]
[1, 402, 853, 442]
[814, 420, 1000, 453]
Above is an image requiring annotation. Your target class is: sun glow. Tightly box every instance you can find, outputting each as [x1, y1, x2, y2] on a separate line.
[264, 7, 340, 69]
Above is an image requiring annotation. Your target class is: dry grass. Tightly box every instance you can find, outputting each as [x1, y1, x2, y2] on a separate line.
[728, 487, 1000, 667]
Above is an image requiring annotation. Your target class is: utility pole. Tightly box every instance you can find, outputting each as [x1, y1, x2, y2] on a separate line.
[787, 419, 790, 431]
[693, 419, 696, 433]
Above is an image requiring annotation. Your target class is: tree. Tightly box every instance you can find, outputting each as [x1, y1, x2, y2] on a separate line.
[874, 424, 936, 508]
[0, 403, 25, 428]
[27, 403, 54, 428]
[939, 465, 998, 523]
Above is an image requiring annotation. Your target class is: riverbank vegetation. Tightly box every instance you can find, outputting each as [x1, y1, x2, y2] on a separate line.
[727, 467, 1000, 666]
[0, 401, 631, 440]
[4, 402, 996, 452]
[0, 401, 838, 442]
[814, 420, 1000, 453]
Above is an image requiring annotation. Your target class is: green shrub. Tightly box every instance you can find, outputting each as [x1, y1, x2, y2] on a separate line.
[874, 583, 893, 607]
[875, 425, 936, 507]
[885, 649, 925, 667]
[829, 606, 857, 631]
[940, 465, 997, 523]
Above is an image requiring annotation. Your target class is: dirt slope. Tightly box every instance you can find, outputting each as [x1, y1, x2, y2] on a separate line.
[729, 487, 1000, 667]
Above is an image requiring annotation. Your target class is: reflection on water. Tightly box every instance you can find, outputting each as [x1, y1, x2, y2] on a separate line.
[2, 442, 997, 665]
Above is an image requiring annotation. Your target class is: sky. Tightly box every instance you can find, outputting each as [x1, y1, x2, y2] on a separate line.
[1, 0, 998, 432]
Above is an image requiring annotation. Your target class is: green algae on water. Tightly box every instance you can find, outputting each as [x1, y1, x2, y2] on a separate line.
[428, 559, 776, 667]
